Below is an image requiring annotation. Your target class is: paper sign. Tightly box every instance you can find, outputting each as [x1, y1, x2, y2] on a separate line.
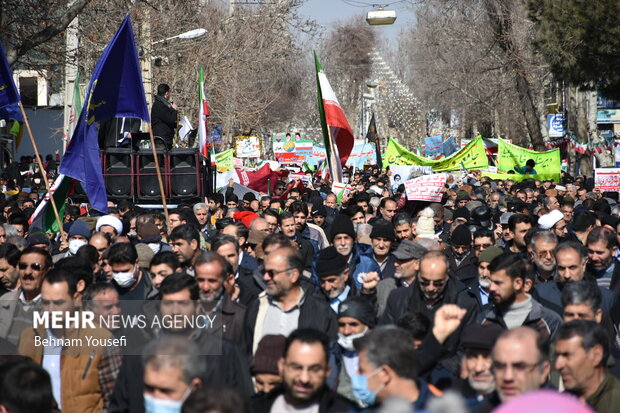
[404, 173, 447, 202]
[595, 168, 620, 192]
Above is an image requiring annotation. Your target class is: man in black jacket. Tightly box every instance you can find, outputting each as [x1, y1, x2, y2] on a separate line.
[244, 246, 338, 355]
[251, 328, 355, 413]
[110, 274, 252, 413]
[151, 83, 178, 149]
[381, 250, 479, 361]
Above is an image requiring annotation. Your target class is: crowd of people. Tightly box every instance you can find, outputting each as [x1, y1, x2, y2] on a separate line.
[0, 164, 619, 413]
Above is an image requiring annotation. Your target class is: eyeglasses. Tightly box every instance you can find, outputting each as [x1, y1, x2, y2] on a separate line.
[274, 187, 285, 192]
[418, 278, 446, 287]
[18, 262, 43, 271]
[491, 360, 543, 375]
[263, 267, 293, 278]
[474, 243, 493, 250]
[535, 250, 554, 258]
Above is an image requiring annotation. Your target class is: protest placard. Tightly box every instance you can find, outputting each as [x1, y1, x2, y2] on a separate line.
[595, 168, 620, 192]
[404, 173, 447, 202]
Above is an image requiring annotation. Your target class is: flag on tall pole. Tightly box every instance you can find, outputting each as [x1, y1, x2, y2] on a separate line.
[60, 14, 150, 213]
[0, 41, 24, 147]
[0, 42, 20, 110]
[198, 67, 210, 158]
[28, 174, 72, 232]
[366, 113, 382, 170]
[68, 72, 82, 140]
[314, 52, 354, 183]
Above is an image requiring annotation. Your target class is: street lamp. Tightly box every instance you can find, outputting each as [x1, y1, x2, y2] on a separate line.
[366, 8, 397, 26]
[152, 28, 208, 45]
[142, 28, 208, 107]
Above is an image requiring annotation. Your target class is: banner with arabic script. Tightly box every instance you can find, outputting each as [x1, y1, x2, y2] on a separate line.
[384, 137, 488, 171]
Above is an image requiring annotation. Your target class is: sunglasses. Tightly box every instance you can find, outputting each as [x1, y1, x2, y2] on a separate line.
[18, 262, 43, 271]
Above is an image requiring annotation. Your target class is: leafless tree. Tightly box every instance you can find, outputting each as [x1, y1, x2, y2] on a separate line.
[400, 0, 549, 148]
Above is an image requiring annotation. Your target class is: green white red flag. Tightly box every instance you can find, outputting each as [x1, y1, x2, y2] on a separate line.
[314, 52, 354, 182]
[198, 67, 210, 158]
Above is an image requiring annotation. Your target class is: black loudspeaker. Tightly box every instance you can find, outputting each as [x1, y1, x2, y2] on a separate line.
[138, 149, 165, 197]
[169, 149, 199, 197]
[104, 148, 132, 197]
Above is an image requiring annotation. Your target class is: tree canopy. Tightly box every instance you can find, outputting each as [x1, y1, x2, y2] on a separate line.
[528, 0, 620, 98]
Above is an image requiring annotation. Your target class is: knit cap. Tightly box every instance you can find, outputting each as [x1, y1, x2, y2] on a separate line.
[316, 246, 348, 278]
[250, 335, 286, 375]
[329, 214, 356, 241]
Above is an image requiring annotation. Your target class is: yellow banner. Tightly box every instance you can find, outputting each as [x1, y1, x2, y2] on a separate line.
[497, 138, 560, 181]
[384, 137, 488, 171]
[215, 148, 234, 172]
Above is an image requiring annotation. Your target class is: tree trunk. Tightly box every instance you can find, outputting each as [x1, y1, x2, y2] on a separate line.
[484, 0, 545, 150]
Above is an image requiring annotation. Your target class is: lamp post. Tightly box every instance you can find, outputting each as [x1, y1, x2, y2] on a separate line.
[141, 27, 208, 108]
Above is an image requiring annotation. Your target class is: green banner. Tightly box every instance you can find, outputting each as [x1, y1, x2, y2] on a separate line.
[215, 148, 234, 172]
[384, 137, 489, 171]
[497, 138, 561, 181]
[481, 172, 561, 182]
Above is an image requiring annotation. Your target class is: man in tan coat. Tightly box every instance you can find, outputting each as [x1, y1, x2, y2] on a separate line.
[19, 268, 121, 412]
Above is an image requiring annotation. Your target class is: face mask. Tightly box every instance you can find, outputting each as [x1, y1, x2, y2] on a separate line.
[343, 177, 349, 184]
[34, 178, 41, 184]
[112, 267, 136, 288]
[351, 369, 383, 407]
[337, 327, 368, 352]
[68, 239, 87, 255]
[144, 388, 190, 413]
[148, 243, 161, 254]
[127, 231, 137, 238]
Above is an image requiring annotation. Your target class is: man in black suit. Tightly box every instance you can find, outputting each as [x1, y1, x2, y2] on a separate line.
[150, 83, 178, 149]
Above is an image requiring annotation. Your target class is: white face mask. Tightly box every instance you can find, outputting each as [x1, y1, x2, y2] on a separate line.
[34, 178, 41, 184]
[127, 231, 137, 238]
[147, 243, 161, 254]
[68, 239, 87, 255]
[337, 327, 368, 352]
[144, 389, 190, 413]
[112, 266, 136, 288]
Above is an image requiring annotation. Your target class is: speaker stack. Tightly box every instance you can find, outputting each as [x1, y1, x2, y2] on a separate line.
[96, 147, 204, 202]
[103, 148, 132, 198]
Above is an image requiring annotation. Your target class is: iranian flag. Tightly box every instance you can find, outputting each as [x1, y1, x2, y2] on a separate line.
[198, 67, 210, 158]
[314, 52, 354, 182]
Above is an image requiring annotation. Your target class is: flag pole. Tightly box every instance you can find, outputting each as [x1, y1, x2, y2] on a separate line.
[147, 124, 170, 223]
[18, 102, 66, 243]
[325, 126, 341, 183]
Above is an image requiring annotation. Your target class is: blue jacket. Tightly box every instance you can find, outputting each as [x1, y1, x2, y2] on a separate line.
[349, 243, 382, 290]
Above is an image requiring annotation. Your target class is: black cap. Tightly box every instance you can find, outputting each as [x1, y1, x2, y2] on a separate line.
[316, 246, 348, 278]
[453, 207, 470, 222]
[451, 224, 472, 246]
[370, 220, 396, 241]
[338, 296, 376, 328]
[311, 204, 327, 217]
[330, 214, 356, 241]
[461, 324, 504, 350]
[243, 192, 256, 202]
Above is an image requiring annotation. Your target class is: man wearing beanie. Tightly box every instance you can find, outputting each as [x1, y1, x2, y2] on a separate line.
[53, 219, 92, 263]
[447, 224, 478, 284]
[470, 246, 503, 309]
[330, 214, 381, 290]
[136, 223, 171, 255]
[326, 297, 376, 407]
[369, 220, 397, 280]
[250, 334, 286, 394]
[315, 246, 354, 312]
